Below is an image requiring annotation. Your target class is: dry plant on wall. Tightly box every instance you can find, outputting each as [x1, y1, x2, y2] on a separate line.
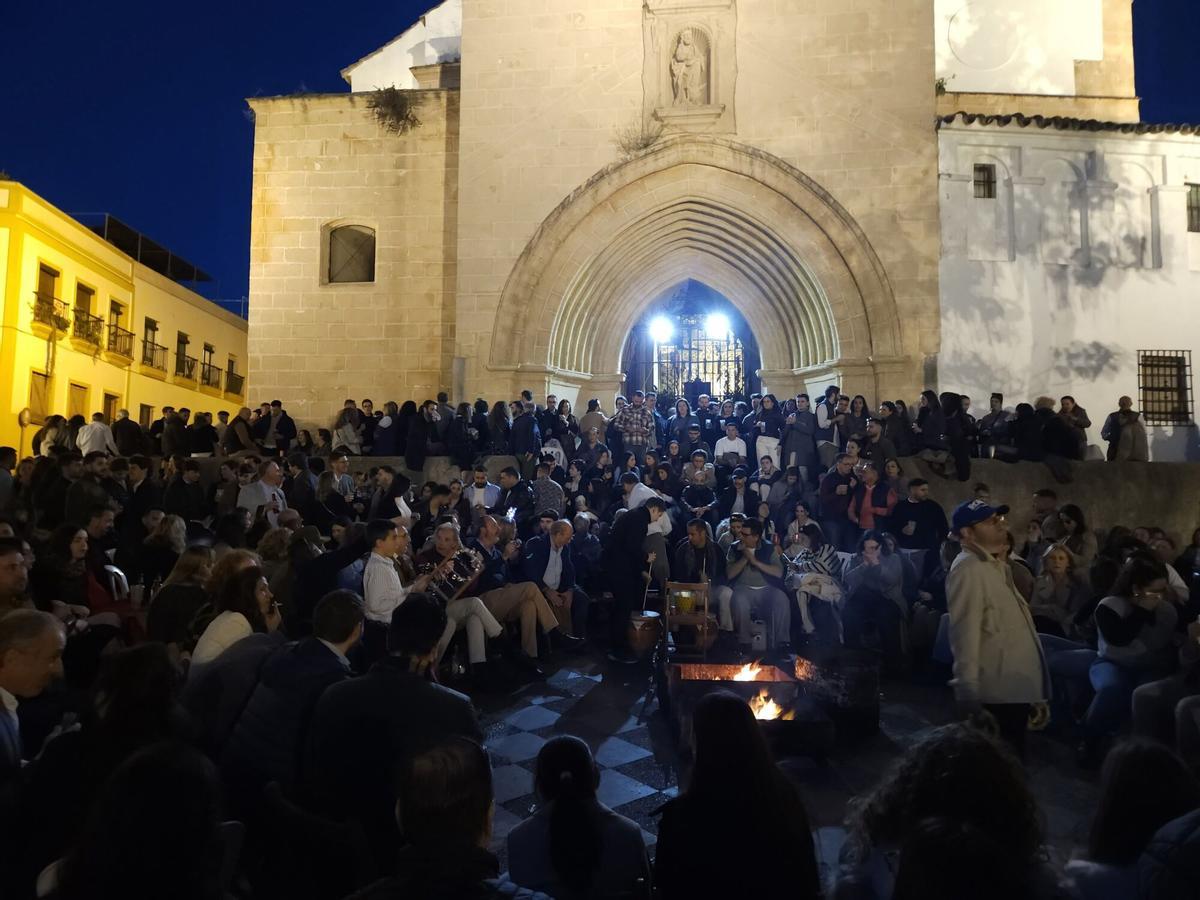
[367, 87, 422, 134]
[613, 119, 665, 161]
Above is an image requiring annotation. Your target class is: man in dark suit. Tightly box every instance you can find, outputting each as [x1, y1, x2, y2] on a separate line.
[491, 466, 536, 539]
[305, 594, 482, 873]
[511, 401, 542, 480]
[0, 611, 63, 773]
[603, 497, 666, 663]
[251, 400, 298, 456]
[521, 519, 590, 639]
[222, 590, 363, 796]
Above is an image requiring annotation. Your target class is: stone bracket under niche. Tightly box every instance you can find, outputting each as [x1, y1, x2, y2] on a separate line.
[643, 0, 737, 135]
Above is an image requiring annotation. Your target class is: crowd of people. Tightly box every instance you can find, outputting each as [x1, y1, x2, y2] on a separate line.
[0, 383, 1195, 900]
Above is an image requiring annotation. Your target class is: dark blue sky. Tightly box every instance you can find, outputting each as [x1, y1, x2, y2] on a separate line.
[1, 1, 1196, 307]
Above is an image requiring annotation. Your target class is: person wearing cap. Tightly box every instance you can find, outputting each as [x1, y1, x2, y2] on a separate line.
[946, 499, 1049, 757]
[717, 467, 751, 520]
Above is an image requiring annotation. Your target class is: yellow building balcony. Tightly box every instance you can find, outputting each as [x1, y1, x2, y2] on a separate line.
[140, 339, 168, 378]
[199, 361, 223, 396]
[105, 324, 135, 361]
[173, 352, 199, 386]
[31, 292, 70, 334]
[70, 309, 105, 350]
[225, 371, 245, 399]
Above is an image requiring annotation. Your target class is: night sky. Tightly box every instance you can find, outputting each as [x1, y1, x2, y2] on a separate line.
[1, 1, 1196, 308]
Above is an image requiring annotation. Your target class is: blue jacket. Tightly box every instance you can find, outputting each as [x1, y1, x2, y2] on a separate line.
[520, 534, 576, 592]
[512, 412, 542, 456]
[222, 637, 351, 788]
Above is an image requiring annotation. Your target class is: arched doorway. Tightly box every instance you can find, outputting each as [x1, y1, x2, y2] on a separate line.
[622, 280, 761, 403]
[481, 135, 914, 406]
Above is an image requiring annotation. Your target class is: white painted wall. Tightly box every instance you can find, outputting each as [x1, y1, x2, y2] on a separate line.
[342, 0, 461, 92]
[934, 0, 1103, 95]
[938, 123, 1200, 461]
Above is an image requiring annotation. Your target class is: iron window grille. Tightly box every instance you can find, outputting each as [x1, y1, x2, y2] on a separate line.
[1138, 350, 1193, 426]
[1187, 184, 1200, 233]
[973, 164, 997, 200]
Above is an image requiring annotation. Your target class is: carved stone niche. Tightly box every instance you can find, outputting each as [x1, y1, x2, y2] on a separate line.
[643, 0, 737, 134]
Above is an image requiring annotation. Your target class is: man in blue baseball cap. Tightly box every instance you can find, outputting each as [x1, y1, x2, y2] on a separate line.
[945, 499, 1049, 758]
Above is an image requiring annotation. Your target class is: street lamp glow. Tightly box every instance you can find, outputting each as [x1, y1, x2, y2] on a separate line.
[704, 312, 731, 339]
[648, 315, 674, 343]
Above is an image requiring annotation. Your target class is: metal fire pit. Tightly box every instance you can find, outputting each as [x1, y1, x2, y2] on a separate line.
[667, 662, 835, 760]
[794, 647, 881, 739]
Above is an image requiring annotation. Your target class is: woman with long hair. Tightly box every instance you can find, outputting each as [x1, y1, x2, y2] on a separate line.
[1066, 739, 1200, 899]
[30, 524, 92, 612]
[190, 565, 279, 673]
[294, 429, 315, 453]
[882, 456, 908, 497]
[844, 394, 870, 444]
[141, 514, 187, 588]
[666, 398, 697, 446]
[147, 546, 215, 649]
[308, 471, 354, 536]
[1057, 503, 1098, 569]
[447, 402, 476, 471]
[839, 724, 1049, 899]
[507, 736, 651, 899]
[484, 400, 512, 455]
[332, 407, 362, 455]
[313, 428, 334, 456]
[915, 389, 947, 454]
[551, 398, 580, 458]
[752, 393, 785, 468]
[655, 692, 819, 899]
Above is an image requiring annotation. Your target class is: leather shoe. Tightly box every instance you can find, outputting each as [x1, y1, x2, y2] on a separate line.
[548, 629, 585, 653]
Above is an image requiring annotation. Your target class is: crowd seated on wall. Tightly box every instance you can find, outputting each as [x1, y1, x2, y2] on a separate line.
[0, 382, 1197, 899]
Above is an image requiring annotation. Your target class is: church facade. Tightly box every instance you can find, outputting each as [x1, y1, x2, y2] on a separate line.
[246, 0, 1200, 458]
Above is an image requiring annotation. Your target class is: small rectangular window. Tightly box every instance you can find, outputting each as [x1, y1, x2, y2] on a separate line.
[327, 224, 376, 284]
[1139, 350, 1194, 426]
[1187, 183, 1200, 233]
[29, 371, 50, 423]
[138, 404, 154, 429]
[973, 164, 997, 200]
[37, 264, 59, 299]
[108, 301, 124, 325]
[143, 317, 158, 341]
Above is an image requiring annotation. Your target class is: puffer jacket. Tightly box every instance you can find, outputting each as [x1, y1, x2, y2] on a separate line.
[221, 637, 350, 788]
[1138, 809, 1200, 900]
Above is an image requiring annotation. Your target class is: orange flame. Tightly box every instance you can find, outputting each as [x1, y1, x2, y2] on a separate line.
[732, 662, 763, 681]
[749, 689, 795, 721]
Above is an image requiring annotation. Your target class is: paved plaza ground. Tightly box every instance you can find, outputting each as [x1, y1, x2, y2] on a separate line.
[476, 650, 1101, 883]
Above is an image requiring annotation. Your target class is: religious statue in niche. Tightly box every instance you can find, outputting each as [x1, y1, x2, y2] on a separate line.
[670, 28, 709, 106]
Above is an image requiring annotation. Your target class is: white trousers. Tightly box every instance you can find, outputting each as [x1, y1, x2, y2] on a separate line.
[439, 595, 503, 665]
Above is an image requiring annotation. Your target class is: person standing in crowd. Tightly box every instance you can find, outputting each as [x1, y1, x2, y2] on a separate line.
[819, 453, 858, 552]
[511, 401, 542, 481]
[891, 478, 948, 556]
[977, 393, 1010, 458]
[1101, 395, 1133, 461]
[603, 496, 665, 664]
[946, 499, 1049, 756]
[1115, 408, 1150, 462]
[612, 390, 654, 462]
[74, 412, 117, 457]
[1059, 395, 1092, 456]
[253, 399, 297, 456]
[110, 409, 145, 457]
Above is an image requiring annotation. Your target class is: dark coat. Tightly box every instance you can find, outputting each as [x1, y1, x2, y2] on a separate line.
[371, 417, 401, 456]
[511, 412, 542, 457]
[1138, 809, 1200, 900]
[520, 534, 576, 591]
[717, 485, 752, 520]
[163, 476, 210, 522]
[251, 411, 298, 452]
[405, 414, 432, 472]
[493, 481, 536, 538]
[603, 505, 651, 582]
[180, 632, 289, 756]
[223, 638, 350, 789]
[349, 846, 549, 900]
[306, 657, 482, 870]
[161, 415, 190, 457]
[446, 417, 476, 470]
[111, 417, 146, 456]
[221, 417, 257, 455]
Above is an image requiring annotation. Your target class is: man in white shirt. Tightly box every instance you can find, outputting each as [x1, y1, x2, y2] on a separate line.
[237, 459, 288, 528]
[76, 412, 118, 457]
[362, 521, 440, 626]
[0, 610, 65, 772]
[713, 422, 747, 469]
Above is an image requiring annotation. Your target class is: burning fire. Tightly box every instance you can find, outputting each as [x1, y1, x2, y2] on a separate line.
[732, 662, 763, 681]
[749, 689, 795, 721]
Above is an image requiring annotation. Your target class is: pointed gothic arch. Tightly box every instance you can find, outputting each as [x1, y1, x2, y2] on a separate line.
[484, 135, 912, 402]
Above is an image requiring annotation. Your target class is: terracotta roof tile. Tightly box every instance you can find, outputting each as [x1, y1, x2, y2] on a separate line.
[937, 111, 1200, 137]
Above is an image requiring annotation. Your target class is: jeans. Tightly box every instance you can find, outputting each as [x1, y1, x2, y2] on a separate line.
[732, 585, 791, 647]
[1085, 659, 1161, 741]
[1040, 634, 1097, 729]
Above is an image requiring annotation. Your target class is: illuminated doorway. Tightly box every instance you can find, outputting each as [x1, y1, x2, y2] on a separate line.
[621, 280, 761, 406]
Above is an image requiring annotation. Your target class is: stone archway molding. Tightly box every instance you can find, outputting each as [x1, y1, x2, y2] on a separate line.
[487, 134, 906, 399]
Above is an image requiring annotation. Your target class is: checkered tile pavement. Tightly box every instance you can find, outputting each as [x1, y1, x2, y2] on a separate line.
[477, 660, 679, 869]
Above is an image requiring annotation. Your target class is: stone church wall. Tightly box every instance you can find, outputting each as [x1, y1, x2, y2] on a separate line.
[456, 0, 941, 404]
[246, 90, 459, 430]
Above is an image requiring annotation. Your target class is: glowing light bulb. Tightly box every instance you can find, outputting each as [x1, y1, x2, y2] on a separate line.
[648, 316, 674, 343]
[704, 312, 731, 339]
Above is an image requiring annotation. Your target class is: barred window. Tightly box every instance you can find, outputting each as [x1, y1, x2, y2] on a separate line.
[973, 164, 997, 200]
[1187, 183, 1200, 233]
[1138, 350, 1193, 426]
[327, 224, 376, 284]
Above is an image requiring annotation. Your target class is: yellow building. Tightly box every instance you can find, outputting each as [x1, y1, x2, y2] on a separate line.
[0, 180, 248, 456]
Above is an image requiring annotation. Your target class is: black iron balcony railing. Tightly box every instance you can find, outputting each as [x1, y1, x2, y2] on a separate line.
[142, 339, 168, 370]
[225, 372, 245, 396]
[72, 309, 104, 345]
[32, 292, 70, 330]
[175, 353, 198, 380]
[200, 362, 222, 389]
[107, 324, 134, 357]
